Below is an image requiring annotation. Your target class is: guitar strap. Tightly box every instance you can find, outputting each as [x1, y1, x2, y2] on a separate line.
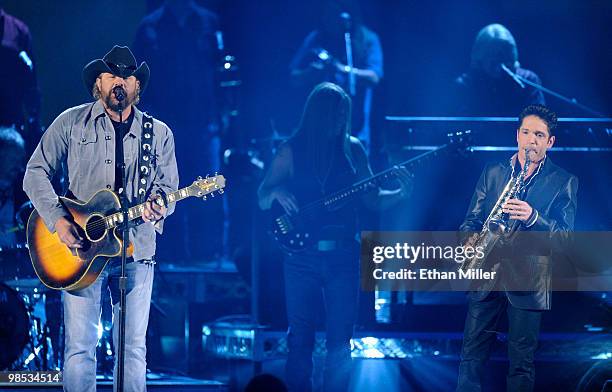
[138, 112, 155, 204]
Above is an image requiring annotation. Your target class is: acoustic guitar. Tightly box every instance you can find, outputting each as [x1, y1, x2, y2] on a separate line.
[26, 175, 226, 290]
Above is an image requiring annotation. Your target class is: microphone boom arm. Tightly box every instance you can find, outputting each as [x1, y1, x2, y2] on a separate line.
[501, 64, 604, 117]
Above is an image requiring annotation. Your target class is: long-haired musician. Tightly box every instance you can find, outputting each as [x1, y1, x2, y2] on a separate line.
[258, 82, 410, 391]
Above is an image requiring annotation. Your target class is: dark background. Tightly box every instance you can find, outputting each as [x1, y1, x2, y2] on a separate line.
[3, 0, 610, 131]
[3, 1, 610, 382]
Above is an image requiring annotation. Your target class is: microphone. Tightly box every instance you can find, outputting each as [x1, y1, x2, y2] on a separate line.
[215, 30, 224, 52]
[340, 12, 356, 96]
[112, 85, 126, 102]
[340, 12, 352, 31]
[501, 63, 525, 88]
[18, 51, 33, 71]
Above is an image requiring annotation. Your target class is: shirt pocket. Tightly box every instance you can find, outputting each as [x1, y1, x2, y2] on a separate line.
[70, 132, 98, 181]
[75, 132, 98, 161]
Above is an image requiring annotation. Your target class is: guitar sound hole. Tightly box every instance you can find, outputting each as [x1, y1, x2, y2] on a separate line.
[85, 215, 106, 241]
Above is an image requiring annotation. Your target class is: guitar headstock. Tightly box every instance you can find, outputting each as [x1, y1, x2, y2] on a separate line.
[447, 129, 473, 146]
[187, 174, 226, 199]
[447, 130, 473, 157]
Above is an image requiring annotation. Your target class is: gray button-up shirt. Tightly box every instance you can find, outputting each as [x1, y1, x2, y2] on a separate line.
[23, 100, 179, 261]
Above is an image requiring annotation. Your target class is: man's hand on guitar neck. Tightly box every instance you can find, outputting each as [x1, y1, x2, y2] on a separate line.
[395, 165, 414, 198]
[55, 216, 84, 250]
[142, 193, 167, 224]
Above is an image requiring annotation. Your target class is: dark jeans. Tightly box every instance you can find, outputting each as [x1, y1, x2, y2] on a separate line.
[284, 246, 359, 392]
[457, 291, 542, 392]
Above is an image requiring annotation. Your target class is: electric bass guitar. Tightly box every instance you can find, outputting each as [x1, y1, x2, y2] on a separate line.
[269, 132, 471, 253]
[26, 175, 226, 290]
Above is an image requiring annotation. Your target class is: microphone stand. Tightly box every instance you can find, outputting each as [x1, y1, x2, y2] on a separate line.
[341, 12, 356, 96]
[501, 64, 605, 117]
[114, 89, 129, 392]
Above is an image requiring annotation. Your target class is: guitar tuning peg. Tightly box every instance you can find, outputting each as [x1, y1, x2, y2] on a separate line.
[203, 195, 207, 200]
[211, 192, 215, 197]
[214, 171, 218, 176]
[218, 189, 224, 194]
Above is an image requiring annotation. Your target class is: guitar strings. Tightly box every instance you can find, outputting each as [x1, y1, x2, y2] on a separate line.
[279, 145, 448, 221]
[288, 170, 392, 219]
[282, 159, 406, 218]
[71, 186, 224, 234]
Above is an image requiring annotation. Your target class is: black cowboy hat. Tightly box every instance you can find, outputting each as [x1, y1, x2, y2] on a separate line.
[82, 45, 149, 96]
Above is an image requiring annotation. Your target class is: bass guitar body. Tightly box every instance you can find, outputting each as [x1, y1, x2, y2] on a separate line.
[269, 202, 318, 254]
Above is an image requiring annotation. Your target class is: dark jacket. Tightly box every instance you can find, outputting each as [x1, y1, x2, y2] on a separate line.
[460, 156, 578, 310]
[450, 68, 545, 116]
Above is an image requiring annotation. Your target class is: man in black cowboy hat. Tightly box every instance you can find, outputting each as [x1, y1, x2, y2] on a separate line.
[23, 45, 179, 392]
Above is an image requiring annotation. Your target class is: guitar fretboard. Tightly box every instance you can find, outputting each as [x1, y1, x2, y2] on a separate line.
[308, 143, 452, 212]
[103, 182, 217, 229]
[322, 169, 396, 207]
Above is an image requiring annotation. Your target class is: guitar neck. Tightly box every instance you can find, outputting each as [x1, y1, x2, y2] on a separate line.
[314, 144, 450, 210]
[103, 186, 193, 229]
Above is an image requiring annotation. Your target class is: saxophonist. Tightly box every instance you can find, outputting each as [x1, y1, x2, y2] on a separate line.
[456, 105, 578, 392]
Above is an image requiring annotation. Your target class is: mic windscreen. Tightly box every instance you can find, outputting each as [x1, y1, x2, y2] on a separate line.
[112, 86, 126, 101]
[340, 12, 352, 30]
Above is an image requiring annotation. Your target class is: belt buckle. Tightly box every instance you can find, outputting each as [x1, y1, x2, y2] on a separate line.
[140, 258, 156, 265]
[317, 240, 337, 252]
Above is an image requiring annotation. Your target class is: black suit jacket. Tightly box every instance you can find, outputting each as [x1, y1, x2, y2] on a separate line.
[460, 156, 578, 310]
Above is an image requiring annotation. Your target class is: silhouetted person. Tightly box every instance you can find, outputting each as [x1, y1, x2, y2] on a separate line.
[0, 7, 41, 154]
[449, 24, 545, 116]
[290, 0, 383, 153]
[258, 83, 410, 392]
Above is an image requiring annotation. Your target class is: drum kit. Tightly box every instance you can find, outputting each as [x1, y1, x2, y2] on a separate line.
[0, 201, 62, 371]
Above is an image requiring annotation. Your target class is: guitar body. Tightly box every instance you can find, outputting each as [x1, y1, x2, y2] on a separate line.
[267, 132, 471, 253]
[269, 199, 355, 254]
[25, 175, 226, 291]
[269, 202, 318, 254]
[27, 189, 130, 290]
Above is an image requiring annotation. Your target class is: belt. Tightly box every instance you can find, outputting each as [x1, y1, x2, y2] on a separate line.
[115, 256, 156, 265]
[135, 257, 156, 265]
[315, 239, 355, 252]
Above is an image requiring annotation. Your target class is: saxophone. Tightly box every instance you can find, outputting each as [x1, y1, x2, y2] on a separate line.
[460, 149, 531, 272]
